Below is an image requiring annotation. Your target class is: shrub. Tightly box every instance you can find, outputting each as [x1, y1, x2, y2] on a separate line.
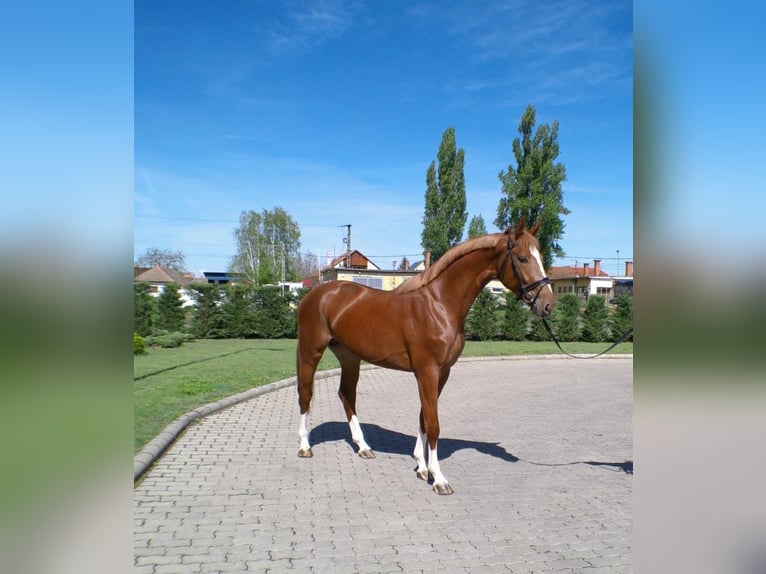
[144, 331, 188, 348]
[466, 288, 499, 340]
[550, 293, 580, 342]
[254, 286, 296, 338]
[188, 283, 224, 338]
[221, 284, 257, 338]
[134, 282, 155, 336]
[501, 293, 528, 341]
[134, 332, 146, 354]
[528, 315, 550, 341]
[157, 283, 186, 332]
[610, 294, 633, 342]
[582, 295, 609, 342]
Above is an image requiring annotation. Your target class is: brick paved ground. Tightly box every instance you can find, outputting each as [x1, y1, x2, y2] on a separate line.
[134, 356, 632, 573]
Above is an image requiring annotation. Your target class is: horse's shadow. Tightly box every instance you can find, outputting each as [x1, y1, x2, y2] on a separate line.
[309, 421, 632, 474]
[310, 421, 518, 463]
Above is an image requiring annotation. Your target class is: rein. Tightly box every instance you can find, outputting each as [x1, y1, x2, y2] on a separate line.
[540, 317, 634, 359]
[501, 232, 633, 359]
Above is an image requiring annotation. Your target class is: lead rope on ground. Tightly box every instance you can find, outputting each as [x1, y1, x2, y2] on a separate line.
[540, 317, 633, 359]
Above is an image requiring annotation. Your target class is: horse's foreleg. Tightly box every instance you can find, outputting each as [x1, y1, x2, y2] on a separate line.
[416, 366, 453, 495]
[335, 352, 374, 459]
[298, 411, 312, 458]
[413, 422, 429, 481]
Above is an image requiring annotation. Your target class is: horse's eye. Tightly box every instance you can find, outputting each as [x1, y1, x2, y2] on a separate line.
[518, 256, 529, 264]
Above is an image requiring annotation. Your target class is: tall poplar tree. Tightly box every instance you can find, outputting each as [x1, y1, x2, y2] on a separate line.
[495, 105, 569, 269]
[467, 214, 487, 238]
[421, 128, 467, 262]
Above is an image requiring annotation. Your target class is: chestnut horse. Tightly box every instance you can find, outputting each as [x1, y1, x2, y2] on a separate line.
[295, 218, 555, 494]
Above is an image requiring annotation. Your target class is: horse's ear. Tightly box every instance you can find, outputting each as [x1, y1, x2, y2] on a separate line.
[511, 215, 527, 239]
[529, 218, 541, 237]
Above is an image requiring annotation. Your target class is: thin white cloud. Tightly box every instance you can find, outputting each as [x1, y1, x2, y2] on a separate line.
[267, 0, 355, 55]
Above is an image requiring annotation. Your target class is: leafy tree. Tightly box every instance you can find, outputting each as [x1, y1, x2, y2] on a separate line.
[421, 128, 467, 262]
[134, 282, 155, 337]
[188, 283, 224, 338]
[495, 104, 570, 269]
[467, 214, 487, 239]
[466, 288, 499, 341]
[230, 207, 301, 285]
[221, 284, 257, 338]
[293, 250, 320, 281]
[551, 293, 580, 342]
[136, 248, 186, 271]
[501, 292, 528, 341]
[156, 283, 186, 332]
[609, 294, 633, 342]
[581, 295, 609, 342]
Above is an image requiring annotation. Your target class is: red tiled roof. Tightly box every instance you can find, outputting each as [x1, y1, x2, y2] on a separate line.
[549, 265, 609, 279]
[322, 250, 380, 271]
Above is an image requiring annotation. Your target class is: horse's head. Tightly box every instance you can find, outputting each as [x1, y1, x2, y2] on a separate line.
[498, 217, 556, 318]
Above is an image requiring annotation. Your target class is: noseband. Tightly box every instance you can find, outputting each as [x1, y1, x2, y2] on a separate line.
[498, 234, 550, 309]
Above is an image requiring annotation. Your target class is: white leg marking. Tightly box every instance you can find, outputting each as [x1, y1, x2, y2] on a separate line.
[428, 444, 449, 488]
[349, 415, 372, 453]
[298, 412, 311, 452]
[414, 428, 428, 479]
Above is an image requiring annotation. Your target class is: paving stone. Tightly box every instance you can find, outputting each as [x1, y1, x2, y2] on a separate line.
[134, 358, 632, 572]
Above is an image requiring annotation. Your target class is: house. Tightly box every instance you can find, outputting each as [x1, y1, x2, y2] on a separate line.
[315, 249, 513, 298]
[320, 250, 422, 291]
[134, 264, 196, 306]
[549, 259, 634, 302]
[612, 261, 634, 299]
[202, 271, 245, 286]
[549, 259, 613, 301]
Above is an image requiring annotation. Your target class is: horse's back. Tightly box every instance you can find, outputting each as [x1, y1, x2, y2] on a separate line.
[298, 281, 386, 329]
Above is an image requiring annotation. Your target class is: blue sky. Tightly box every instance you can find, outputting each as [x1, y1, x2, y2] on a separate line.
[135, 0, 632, 277]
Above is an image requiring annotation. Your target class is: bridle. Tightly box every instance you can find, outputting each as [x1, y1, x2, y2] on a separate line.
[498, 231, 634, 359]
[498, 233, 550, 309]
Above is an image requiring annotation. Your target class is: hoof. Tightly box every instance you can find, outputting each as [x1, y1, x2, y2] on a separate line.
[433, 482, 454, 495]
[297, 448, 313, 458]
[358, 449, 376, 459]
[416, 469, 429, 482]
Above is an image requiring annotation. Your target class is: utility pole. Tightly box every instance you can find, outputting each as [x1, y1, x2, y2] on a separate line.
[341, 224, 351, 268]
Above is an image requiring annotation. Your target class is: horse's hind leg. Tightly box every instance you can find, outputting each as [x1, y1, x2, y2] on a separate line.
[331, 342, 374, 459]
[296, 329, 327, 458]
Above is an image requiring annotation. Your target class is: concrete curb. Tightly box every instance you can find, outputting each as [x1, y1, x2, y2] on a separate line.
[133, 354, 632, 482]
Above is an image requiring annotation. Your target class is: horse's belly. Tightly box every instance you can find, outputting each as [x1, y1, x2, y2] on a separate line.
[367, 353, 413, 372]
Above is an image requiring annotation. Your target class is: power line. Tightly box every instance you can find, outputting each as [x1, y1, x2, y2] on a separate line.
[135, 214, 344, 228]
[556, 255, 633, 261]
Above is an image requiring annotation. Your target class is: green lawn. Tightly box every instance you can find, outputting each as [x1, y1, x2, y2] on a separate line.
[134, 338, 632, 453]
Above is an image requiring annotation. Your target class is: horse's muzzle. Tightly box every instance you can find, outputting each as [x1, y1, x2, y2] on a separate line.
[532, 289, 556, 318]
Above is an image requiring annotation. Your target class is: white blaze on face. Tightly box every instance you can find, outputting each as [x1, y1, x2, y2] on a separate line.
[530, 246, 553, 294]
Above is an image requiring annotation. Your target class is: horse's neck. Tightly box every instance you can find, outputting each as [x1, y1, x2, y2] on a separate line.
[427, 248, 498, 320]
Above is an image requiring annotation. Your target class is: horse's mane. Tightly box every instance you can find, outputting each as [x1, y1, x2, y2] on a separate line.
[395, 233, 503, 294]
